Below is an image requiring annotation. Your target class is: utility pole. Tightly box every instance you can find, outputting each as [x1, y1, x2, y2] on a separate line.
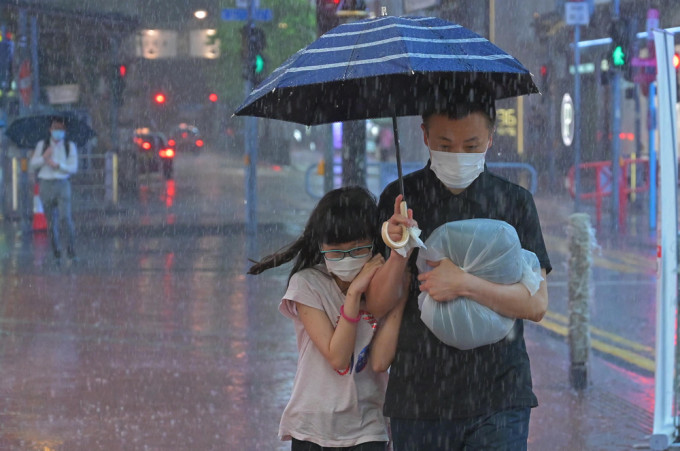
[610, 0, 622, 231]
[17, 9, 28, 117]
[110, 38, 120, 153]
[30, 15, 38, 111]
[337, 8, 369, 189]
[244, 0, 259, 258]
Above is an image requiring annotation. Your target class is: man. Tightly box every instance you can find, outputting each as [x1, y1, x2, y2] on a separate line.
[366, 94, 551, 450]
[29, 116, 78, 263]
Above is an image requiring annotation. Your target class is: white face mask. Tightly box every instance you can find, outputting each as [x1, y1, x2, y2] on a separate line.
[325, 254, 370, 282]
[51, 130, 66, 141]
[429, 146, 487, 189]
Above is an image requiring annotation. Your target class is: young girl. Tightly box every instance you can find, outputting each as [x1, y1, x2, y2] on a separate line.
[248, 186, 406, 451]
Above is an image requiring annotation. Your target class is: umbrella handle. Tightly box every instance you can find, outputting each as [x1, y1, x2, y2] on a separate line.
[381, 201, 410, 250]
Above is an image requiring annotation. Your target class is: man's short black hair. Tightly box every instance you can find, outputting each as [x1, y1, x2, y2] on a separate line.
[421, 84, 496, 131]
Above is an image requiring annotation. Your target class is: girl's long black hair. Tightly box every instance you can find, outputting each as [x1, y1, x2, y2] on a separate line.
[248, 186, 379, 282]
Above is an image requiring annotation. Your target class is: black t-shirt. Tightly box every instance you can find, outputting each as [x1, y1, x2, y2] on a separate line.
[377, 162, 552, 420]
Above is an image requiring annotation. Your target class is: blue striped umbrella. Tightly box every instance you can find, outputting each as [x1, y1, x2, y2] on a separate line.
[235, 15, 538, 125]
[235, 14, 538, 208]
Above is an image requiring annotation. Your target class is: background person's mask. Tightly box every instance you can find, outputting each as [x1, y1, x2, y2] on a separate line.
[51, 130, 66, 141]
[429, 146, 487, 189]
[325, 254, 370, 282]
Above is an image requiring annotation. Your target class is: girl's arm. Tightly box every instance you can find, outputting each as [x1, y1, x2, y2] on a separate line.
[296, 292, 362, 371]
[296, 254, 384, 372]
[369, 274, 409, 373]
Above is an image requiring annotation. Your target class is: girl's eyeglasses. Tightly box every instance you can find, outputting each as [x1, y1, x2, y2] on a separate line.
[320, 244, 373, 261]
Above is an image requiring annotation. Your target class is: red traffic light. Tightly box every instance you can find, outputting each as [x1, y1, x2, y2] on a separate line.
[673, 53, 680, 70]
[209, 93, 218, 102]
[540, 65, 548, 78]
[154, 93, 166, 104]
[119, 65, 127, 77]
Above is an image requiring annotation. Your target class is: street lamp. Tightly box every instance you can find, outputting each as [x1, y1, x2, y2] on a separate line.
[194, 10, 207, 20]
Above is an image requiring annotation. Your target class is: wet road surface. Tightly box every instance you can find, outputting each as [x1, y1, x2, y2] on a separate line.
[0, 148, 658, 450]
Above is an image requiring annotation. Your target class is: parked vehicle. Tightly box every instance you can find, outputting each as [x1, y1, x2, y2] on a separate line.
[168, 123, 204, 153]
[133, 128, 174, 179]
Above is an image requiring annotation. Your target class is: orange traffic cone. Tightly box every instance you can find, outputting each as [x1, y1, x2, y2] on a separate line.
[32, 183, 47, 231]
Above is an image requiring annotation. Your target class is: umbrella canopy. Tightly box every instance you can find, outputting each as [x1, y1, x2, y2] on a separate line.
[6, 113, 96, 149]
[234, 15, 539, 125]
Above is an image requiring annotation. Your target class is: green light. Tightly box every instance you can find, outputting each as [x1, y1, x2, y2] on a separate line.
[254, 54, 264, 74]
[612, 45, 626, 66]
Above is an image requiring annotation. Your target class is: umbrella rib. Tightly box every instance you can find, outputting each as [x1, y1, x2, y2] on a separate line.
[283, 53, 516, 74]
[305, 37, 489, 53]
[323, 22, 462, 38]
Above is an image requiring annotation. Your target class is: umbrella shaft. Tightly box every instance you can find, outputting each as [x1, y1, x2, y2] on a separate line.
[392, 115, 405, 197]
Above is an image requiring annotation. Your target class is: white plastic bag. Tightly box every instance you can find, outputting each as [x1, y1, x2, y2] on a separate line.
[416, 219, 543, 350]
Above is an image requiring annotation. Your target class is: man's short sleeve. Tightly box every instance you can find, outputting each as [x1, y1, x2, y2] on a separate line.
[515, 192, 552, 275]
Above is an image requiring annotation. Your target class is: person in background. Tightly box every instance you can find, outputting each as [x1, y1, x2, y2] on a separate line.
[366, 92, 552, 451]
[249, 186, 407, 451]
[29, 116, 78, 264]
[378, 127, 394, 162]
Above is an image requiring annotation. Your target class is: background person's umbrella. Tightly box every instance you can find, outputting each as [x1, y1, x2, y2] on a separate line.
[6, 113, 96, 148]
[235, 14, 539, 247]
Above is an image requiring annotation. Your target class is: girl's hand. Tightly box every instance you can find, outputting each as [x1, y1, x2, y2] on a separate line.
[386, 195, 416, 242]
[348, 254, 384, 296]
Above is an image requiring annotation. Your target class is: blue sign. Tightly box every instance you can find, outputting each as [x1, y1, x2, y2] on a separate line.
[221, 8, 247, 21]
[221, 8, 273, 22]
[254, 8, 273, 21]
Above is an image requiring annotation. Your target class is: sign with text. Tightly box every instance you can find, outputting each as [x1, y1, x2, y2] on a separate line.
[496, 108, 518, 138]
[565, 2, 589, 26]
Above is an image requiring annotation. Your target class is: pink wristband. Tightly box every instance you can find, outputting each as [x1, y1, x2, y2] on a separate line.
[340, 305, 361, 323]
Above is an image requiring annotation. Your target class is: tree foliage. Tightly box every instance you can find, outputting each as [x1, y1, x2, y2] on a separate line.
[214, 0, 316, 111]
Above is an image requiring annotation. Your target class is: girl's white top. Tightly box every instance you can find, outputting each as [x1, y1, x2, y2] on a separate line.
[279, 264, 388, 447]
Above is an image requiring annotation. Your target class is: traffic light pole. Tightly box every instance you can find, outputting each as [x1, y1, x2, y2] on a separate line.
[573, 24, 582, 212]
[244, 2, 259, 259]
[110, 39, 121, 153]
[610, 1, 622, 232]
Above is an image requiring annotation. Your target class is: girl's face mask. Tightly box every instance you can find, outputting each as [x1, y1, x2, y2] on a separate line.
[321, 242, 372, 282]
[324, 254, 370, 282]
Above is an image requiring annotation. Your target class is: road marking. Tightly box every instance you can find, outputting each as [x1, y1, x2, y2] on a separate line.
[544, 233, 656, 274]
[539, 312, 656, 373]
[545, 311, 654, 354]
[547, 279, 654, 287]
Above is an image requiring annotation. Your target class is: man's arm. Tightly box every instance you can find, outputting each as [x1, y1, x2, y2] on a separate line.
[370, 284, 408, 373]
[365, 194, 413, 318]
[417, 259, 548, 322]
